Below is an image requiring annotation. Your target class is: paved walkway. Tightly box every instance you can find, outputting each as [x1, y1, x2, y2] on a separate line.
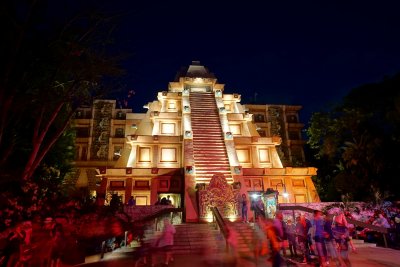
[77, 246, 400, 266]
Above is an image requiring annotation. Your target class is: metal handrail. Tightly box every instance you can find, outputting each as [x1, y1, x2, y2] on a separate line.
[210, 206, 228, 239]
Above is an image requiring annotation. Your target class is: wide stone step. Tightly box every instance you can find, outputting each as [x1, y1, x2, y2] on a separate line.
[192, 134, 223, 137]
[192, 127, 222, 130]
[195, 178, 234, 183]
[192, 133, 223, 136]
[194, 158, 229, 162]
[191, 111, 219, 114]
[194, 155, 229, 158]
[194, 156, 228, 159]
[191, 120, 220, 123]
[192, 132, 223, 135]
[193, 151, 228, 154]
[196, 172, 232, 176]
[192, 133, 223, 137]
[191, 118, 220, 121]
[192, 139, 225, 143]
[195, 165, 230, 169]
[195, 166, 231, 169]
[192, 128, 222, 132]
[191, 114, 218, 116]
[195, 162, 230, 166]
[193, 134, 222, 138]
[193, 147, 227, 151]
[192, 128, 222, 131]
[194, 159, 229, 162]
[194, 153, 228, 159]
[193, 149, 226, 154]
[190, 104, 217, 106]
[191, 115, 219, 118]
[192, 142, 226, 146]
[194, 156, 228, 160]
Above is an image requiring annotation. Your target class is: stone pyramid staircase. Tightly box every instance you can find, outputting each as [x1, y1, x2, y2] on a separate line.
[229, 222, 258, 257]
[171, 223, 226, 254]
[189, 91, 233, 183]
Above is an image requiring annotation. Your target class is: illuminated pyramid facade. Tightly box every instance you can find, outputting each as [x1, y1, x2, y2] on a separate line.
[72, 61, 320, 222]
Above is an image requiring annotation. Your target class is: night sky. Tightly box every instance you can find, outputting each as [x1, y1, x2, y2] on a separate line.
[75, 1, 400, 124]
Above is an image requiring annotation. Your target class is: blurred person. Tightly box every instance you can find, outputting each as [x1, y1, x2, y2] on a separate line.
[337, 233, 352, 267]
[286, 218, 297, 257]
[154, 218, 176, 265]
[296, 215, 311, 263]
[273, 211, 287, 256]
[128, 196, 136, 207]
[241, 194, 249, 223]
[134, 224, 157, 267]
[265, 219, 283, 267]
[372, 213, 391, 228]
[324, 215, 341, 267]
[4, 223, 26, 267]
[311, 210, 327, 267]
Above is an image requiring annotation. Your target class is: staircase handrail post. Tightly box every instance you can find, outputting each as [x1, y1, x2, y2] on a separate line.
[100, 240, 106, 259]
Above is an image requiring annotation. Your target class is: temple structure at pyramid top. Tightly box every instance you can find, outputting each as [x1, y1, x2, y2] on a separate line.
[72, 61, 320, 222]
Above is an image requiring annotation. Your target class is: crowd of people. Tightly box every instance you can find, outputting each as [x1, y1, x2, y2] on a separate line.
[1, 186, 400, 267]
[227, 209, 357, 267]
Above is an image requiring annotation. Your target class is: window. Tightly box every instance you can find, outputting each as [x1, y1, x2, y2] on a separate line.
[115, 128, 125, 138]
[109, 181, 125, 190]
[254, 114, 265, 122]
[135, 196, 148, 206]
[230, 124, 241, 135]
[76, 127, 90, 137]
[113, 146, 122, 160]
[258, 129, 266, 137]
[168, 102, 176, 110]
[139, 147, 151, 162]
[160, 148, 177, 162]
[286, 115, 297, 123]
[81, 146, 88, 160]
[258, 149, 270, 163]
[288, 131, 299, 140]
[161, 123, 175, 135]
[294, 194, 306, 203]
[75, 110, 83, 118]
[270, 179, 283, 187]
[292, 179, 305, 187]
[237, 149, 250, 163]
[116, 111, 125, 119]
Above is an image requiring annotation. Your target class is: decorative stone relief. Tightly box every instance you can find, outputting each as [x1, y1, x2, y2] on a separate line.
[91, 101, 113, 160]
[198, 174, 240, 220]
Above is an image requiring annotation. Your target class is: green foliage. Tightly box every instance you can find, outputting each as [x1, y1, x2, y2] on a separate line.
[307, 73, 400, 202]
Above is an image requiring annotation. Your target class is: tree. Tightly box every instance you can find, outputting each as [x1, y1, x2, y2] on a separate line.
[0, 0, 124, 185]
[306, 73, 400, 201]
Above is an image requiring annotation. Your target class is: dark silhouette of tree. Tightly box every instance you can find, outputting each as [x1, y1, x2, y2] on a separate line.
[0, 0, 125, 185]
[307, 73, 400, 202]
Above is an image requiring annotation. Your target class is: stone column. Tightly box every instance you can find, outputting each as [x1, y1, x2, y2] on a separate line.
[125, 178, 133, 204]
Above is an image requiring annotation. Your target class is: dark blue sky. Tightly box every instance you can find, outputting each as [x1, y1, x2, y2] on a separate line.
[101, 1, 400, 124]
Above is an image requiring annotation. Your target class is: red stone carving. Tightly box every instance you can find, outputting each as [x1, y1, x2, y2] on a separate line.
[198, 174, 240, 219]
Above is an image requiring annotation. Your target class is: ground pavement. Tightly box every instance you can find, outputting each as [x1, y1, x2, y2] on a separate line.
[75, 246, 400, 267]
